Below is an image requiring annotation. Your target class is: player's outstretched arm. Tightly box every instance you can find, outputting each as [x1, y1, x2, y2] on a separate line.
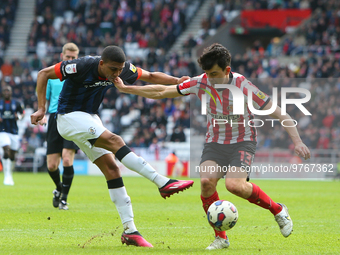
[264, 100, 311, 160]
[114, 77, 181, 99]
[31, 65, 58, 125]
[139, 68, 189, 85]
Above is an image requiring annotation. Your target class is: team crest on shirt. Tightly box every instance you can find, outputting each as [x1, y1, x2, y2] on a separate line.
[65, 64, 77, 74]
[256, 91, 266, 99]
[88, 127, 96, 135]
[129, 63, 137, 73]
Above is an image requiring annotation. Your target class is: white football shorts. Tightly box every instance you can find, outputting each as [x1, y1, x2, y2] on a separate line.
[56, 111, 112, 162]
[0, 132, 20, 151]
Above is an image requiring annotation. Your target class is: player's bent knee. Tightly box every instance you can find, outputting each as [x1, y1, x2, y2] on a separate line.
[3, 148, 10, 158]
[225, 180, 243, 196]
[108, 165, 120, 173]
[47, 162, 59, 171]
[62, 157, 73, 166]
[201, 178, 215, 192]
[106, 159, 121, 174]
[106, 165, 121, 179]
[107, 133, 125, 148]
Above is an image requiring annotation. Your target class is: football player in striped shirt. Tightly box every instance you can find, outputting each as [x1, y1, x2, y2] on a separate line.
[31, 45, 193, 247]
[113, 43, 311, 250]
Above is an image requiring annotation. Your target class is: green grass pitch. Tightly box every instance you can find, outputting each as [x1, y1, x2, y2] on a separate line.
[0, 173, 339, 254]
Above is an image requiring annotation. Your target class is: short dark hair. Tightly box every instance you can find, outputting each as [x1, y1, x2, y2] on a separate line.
[101, 46, 126, 63]
[197, 43, 231, 71]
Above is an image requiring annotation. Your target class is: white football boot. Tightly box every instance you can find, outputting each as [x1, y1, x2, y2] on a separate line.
[3, 175, 14, 185]
[206, 236, 230, 250]
[59, 200, 69, 210]
[274, 203, 293, 237]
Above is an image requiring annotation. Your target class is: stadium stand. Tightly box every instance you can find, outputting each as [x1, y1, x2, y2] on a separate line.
[0, 0, 18, 62]
[187, 0, 340, 153]
[272, 0, 340, 56]
[0, 0, 339, 170]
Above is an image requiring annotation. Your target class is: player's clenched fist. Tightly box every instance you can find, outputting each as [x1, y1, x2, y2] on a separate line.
[113, 77, 127, 92]
[31, 109, 45, 125]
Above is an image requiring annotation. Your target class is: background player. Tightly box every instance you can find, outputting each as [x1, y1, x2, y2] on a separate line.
[112, 43, 311, 249]
[31, 45, 193, 247]
[0, 86, 24, 185]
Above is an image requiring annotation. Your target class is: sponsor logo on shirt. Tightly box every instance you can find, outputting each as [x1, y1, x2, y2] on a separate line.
[2, 110, 15, 119]
[207, 109, 240, 121]
[65, 64, 77, 74]
[256, 91, 266, 99]
[84, 81, 112, 88]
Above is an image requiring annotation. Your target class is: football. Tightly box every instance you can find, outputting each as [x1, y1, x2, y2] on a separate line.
[207, 200, 238, 231]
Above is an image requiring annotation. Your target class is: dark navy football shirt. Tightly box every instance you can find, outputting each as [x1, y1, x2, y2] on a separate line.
[54, 56, 141, 114]
[0, 99, 24, 134]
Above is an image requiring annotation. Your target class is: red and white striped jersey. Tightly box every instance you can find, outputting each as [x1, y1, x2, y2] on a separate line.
[177, 72, 270, 144]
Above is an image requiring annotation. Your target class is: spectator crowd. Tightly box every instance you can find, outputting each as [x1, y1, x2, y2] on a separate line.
[0, 0, 338, 155]
[0, 0, 18, 63]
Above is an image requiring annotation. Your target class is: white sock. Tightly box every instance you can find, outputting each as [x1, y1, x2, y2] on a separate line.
[3, 158, 11, 179]
[10, 160, 15, 172]
[120, 152, 169, 188]
[108, 186, 137, 233]
[123, 221, 137, 234]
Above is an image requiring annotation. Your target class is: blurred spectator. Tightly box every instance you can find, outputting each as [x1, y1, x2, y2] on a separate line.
[149, 137, 161, 153]
[27, 132, 42, 150]
[1, 59, 13, 77]
[170, 126, 186, 142]
[12, 59, 24, 77]
[115, 93, 131, 112]
[164, 99, 176, 117]
[30, 54, 43, 70]
[0, 0, 18, 49]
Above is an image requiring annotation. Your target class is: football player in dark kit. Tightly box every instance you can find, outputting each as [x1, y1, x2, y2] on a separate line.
[31, 45, 194, 247]
[0, 85, 24, 186]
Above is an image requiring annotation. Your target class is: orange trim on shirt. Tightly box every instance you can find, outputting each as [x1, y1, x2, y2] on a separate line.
[98, 75, 107, 80]
[136, 67, 143, 80]
[54, 62, 62, 80]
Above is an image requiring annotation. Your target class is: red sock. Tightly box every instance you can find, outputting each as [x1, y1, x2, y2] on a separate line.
[201, 191, 226, 239]
[247, 183, 282, 215]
